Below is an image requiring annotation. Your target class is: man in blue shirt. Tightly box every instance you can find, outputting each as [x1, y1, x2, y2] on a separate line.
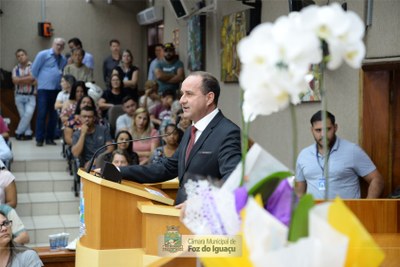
[296, 110, 384, 199]
[31, 38, 67, 146]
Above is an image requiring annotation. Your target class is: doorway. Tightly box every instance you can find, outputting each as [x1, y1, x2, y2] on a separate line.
[361, 61, 400, 197]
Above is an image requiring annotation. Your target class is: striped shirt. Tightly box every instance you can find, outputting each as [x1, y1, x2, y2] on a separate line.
[12, 61, 36, 95]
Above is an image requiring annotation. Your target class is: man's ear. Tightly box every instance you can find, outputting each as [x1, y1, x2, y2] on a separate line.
[206, 92, 215, 106]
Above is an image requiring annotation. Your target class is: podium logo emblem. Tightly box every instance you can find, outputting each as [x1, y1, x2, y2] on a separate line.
[162, 225, 183, 253]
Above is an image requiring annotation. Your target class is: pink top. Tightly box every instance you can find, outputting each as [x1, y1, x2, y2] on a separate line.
[0, 116, 9, 134]
[0, 169, 15, 204]
[133, 128, 159, 164]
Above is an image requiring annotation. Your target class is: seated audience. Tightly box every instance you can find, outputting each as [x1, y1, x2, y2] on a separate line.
[63, 48, 93, 82]
[112, 49, 139, 102]
[0, 136, 12, 165]
[55, 75, 76, 111]
[98, 73, 130, 118]
[0, 116, 10, 141]
[150, 124, 183, 164]
[115, 96, 137, 133]
[150, 90, 174, 133]
[63, 95, 96, 146]
[72, 106, 113, 168]
[96, 130, 139, 169]
[0, 160, 17, 208]
[139, 80, 160, 114]
[0, 206, 30, 245]
[175, 109, 191, 132]
[111, 150, 132, 168]
[0, 211, 39, 265]
[60, 81, 88, 125]
[130, 108, 159, 165]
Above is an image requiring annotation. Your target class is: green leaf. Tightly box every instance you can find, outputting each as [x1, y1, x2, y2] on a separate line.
[288, 194, 314, 242]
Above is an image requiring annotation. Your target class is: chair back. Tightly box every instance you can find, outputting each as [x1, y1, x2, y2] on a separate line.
[107, 105, 124, 138]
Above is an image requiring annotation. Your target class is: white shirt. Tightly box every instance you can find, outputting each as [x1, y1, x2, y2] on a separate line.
[192, 108, 219, 143]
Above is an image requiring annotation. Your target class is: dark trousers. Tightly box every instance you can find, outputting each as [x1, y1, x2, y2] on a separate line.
[35, 89, 59, 142]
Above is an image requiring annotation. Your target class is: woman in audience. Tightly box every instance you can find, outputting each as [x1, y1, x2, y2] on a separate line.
[0, 204, 30, 244]
[150, 124, 182, 164]
[139, 80, 160, 114]
[55, 74, 76, 111]
[96, 130, 139, 168]
[112, 49, 139, 102]
[60, 81, 88, 125]
[130, 108, 159, 165]
[98, 73, 130, 118]
[0, 160, 17, 208]
[0, 211, 42, 266]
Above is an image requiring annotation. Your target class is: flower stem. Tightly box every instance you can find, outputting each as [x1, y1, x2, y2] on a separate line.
[319, 61, 329, 200]
[240, 89, 249, 186]
[290, 104, 297, 172]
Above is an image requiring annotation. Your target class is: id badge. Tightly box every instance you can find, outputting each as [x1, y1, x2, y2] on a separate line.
[318, 177, 326, 191]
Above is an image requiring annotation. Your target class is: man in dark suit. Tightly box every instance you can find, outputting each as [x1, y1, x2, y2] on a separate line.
[119, 71, 241, 204]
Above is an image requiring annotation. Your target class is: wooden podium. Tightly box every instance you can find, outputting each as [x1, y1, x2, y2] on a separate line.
[76, 169, 194, 267]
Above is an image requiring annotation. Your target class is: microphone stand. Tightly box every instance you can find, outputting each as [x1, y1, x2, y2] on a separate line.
[85, 134, 170, 173]
[85, 116, 182, 173]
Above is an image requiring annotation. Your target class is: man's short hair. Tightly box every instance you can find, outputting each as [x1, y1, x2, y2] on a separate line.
[109, 39, 120, 46]
[68, 37, 82, 48]
[189, 71, 220, 106]
[15, 49, 27, 56]
[310, 110, 336, 125]
[80, 105, 96, 114]
[122, 95, 137, 105]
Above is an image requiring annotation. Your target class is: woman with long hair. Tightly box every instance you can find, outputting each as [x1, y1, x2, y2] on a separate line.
[130, 108, 159, 165]
[60, 81, 88, 124]
[98, 73, 129, 118]
[96, 130, 139, 168]
[112, 49, 139, 102]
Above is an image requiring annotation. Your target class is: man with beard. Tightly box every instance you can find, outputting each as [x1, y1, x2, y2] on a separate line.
[295, 110, 384, 199]
[154, 43, 185, 96]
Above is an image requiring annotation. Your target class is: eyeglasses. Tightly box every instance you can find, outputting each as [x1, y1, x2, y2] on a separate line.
[0, 220, 12, 229]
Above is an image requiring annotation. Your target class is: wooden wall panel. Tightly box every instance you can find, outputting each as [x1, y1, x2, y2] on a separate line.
[362, 71, 391, 196]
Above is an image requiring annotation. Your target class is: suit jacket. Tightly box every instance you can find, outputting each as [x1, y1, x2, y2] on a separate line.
[119, 111, 242, 204]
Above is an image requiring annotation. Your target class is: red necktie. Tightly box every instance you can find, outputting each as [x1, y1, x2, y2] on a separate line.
[185, 126, 197, 163]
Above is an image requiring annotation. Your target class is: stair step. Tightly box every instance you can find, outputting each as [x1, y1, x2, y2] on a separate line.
[20, 215, 80, 247]
[14, 171, 74, 194]
[16, 192, 79, 217]
[12, 159, 68, 172]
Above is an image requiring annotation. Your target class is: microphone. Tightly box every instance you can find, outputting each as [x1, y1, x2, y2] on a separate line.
[86, 116, 182, 173]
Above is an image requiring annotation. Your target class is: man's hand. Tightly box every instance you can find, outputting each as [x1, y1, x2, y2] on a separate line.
[80, 124, 89, 135]
[175, 201, 187, 222]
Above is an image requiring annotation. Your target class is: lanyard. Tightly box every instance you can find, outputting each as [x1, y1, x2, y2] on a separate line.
[316, 145, 331, 175]
[315, 138, 339, 175]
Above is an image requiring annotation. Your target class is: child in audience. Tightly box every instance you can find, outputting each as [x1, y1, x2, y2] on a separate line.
[55, 75, 76, 110]
[111, 150, 131, 168]
[139, 80, 160, 114]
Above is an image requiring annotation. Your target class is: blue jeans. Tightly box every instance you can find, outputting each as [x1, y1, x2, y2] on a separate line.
[35, 89, 59, 142]
[15, 94, 36, 135]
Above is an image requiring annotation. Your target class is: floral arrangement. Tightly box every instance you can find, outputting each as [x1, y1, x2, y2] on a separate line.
[182, 3, 385, 267]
